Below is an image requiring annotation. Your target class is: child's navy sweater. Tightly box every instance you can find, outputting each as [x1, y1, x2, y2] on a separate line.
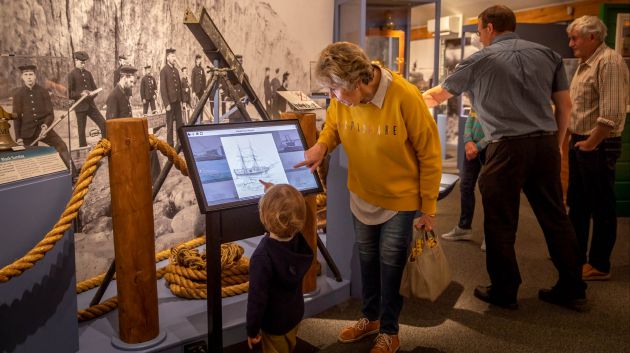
[246, 233, 314, 337]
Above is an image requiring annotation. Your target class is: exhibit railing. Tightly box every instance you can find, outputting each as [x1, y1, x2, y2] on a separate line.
[0, 131, 250, 331]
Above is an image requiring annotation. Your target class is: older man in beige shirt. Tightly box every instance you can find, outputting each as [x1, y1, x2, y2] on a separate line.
[566, 15, 629, 281]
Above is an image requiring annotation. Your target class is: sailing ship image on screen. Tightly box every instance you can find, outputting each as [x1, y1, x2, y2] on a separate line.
[234, 142, 270, 176]
[221, 133, 289, 199]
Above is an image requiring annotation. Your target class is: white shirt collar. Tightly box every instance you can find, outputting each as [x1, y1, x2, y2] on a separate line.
[368, 66, 392, 109]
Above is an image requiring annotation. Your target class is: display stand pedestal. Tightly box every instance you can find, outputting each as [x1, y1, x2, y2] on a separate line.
[0, 171, 78, 353]
[206, 206, 266, 353]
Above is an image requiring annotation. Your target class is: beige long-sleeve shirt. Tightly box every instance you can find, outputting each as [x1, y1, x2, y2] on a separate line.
[569, 43, 629, 137]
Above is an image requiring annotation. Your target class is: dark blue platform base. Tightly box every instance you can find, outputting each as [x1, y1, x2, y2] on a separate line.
[0, 171, 77, 353]
[76, 234, 350, 353]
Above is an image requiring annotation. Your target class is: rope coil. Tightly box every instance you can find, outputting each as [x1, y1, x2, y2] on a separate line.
[77, 238, 250, 321]
[162, 243, 249, 300]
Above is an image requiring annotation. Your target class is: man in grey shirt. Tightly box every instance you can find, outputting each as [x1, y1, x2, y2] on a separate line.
[424, 5, 587, 311]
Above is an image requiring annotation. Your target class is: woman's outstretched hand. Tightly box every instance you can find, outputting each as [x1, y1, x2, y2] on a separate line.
[293, 142, 327, 172]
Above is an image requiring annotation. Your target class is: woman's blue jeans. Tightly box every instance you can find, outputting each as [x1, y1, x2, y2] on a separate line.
[353, 211, 415, 334]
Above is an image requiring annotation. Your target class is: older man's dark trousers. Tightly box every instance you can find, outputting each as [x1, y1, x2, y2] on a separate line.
[76, 103, 106, 147]
[568, 134, 621, 273]
[165, 101, 183, 147]
[478, 135, 586, 299]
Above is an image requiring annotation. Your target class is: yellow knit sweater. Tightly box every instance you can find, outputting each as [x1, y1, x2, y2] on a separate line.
[318, 71, 442, 214]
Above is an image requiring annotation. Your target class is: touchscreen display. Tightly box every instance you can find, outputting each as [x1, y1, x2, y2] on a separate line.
[179, 120, 322, 212]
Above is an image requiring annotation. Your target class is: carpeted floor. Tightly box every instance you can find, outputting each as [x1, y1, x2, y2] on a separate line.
[297, 183, 630, 353]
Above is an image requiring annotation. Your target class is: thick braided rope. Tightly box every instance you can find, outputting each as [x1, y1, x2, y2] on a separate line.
[172, 248, 205, 270]
[76, 237, 206, 293]
[0, 139, 112, 283]
[164, 264, 207, 281]
[148, 134, 188, 176]
[168, 282, 249, 299]
[76, 236, 206, 293]
[221, 274, 249, 286]
[164, 243, 249, 299]
[161, 257, 249, 283]
[77, 297, 119, 321]
[163, 272, 248, 290]
[76, 273, 106, 294]
[164, 273, 206, 289]
[221, 244, 244, 269]
[77, 238, 248, 321]
[222, 262, 249, 277]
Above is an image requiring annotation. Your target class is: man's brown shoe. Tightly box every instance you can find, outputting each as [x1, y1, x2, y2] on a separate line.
[369, 333, 400, 353]
[583, 265, 611, 281]
[582, 263, 593, 277]
[338, 318, 379, 343]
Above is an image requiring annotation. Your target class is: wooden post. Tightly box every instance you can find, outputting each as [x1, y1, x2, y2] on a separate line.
[280, 112, 318, 293]
[107, 118, 159, 343]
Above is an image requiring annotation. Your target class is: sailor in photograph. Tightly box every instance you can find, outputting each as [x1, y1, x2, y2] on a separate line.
[13, 64, 72, 168]
[113, 54, 128, 87]
[106, 65, 137, 119]
[140, 65, 158, 114]
[160, 48, 183, 146]
[191, 54, 206, 101]
[67, 51, 107, 147]
[181, 66, 191, 108]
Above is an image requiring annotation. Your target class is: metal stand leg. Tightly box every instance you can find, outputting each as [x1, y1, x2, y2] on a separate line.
[316, 236, 342, 282]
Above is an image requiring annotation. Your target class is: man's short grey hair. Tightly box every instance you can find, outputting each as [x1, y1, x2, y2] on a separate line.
[567, 16, 607, 42]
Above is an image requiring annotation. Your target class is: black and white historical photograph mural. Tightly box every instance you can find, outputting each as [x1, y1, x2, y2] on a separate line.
[0, 0, 333, 281]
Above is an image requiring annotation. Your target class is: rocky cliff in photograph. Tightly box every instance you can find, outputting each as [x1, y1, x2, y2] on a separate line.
[1, 0, 321, 282]
[1, 0, 309, 107]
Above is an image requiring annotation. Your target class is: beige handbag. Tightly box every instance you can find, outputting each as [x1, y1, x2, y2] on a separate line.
[400, 225, 451, 301]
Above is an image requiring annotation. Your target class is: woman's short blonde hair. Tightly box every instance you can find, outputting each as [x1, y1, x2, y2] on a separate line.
[315, 42, 374, 90]
[567, 16, 607, 42]
[259, 184, 306, 238]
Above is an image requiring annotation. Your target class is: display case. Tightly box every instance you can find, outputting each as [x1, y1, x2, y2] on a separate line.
[366, 28, 405, 74]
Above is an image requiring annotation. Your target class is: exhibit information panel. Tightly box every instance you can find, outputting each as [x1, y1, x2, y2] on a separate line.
[179, 120, 323, 212]
[0, 146, 67, 185]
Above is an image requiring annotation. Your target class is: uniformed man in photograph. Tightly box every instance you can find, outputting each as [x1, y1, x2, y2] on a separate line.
[181, 66, 191, 108]
[160, 48, 182, 146]
[67, 51, 107, 147]
[106, 65, 137, 119]
[140, 65, 157, 114]
[13, 64, 71, 168]
[113, 54, 128, 87]
[191, 54, 206, 101]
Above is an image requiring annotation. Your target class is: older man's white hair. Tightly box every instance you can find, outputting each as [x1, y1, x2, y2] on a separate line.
[567, 15, 607, 42]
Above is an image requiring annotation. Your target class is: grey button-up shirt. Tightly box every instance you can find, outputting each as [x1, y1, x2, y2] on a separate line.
[442, 32, 569, 141]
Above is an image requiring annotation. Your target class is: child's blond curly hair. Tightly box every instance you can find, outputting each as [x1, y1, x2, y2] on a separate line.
[258, 184, 306, 238]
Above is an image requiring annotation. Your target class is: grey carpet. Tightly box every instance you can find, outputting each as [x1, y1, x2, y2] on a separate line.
[298, 184, 630, 353]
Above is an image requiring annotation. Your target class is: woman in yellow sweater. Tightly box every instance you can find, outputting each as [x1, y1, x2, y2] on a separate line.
[295, 42, 441, 353]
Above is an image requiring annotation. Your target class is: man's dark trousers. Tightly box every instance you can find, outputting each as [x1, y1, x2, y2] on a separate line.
[166, 102, 183, 146]
[568, 134, 622, 273]
[479, 134, 586, 299]
[76, 103, 106, 147]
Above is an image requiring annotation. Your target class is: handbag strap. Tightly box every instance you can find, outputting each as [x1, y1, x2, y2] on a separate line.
[409, 228, 438, 260]
[423, 230, 438, 248]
